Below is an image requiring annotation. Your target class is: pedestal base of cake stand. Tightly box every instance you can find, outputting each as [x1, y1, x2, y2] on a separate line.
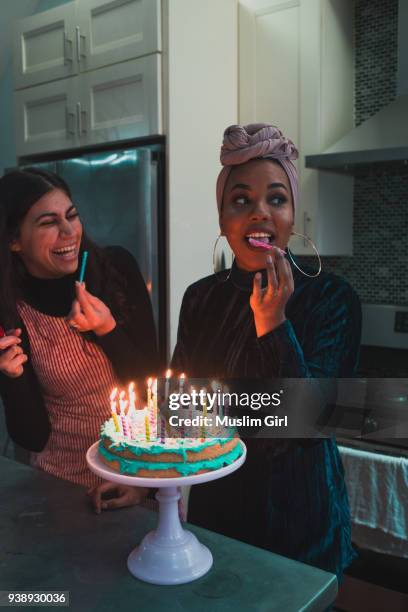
[86, 441, 246, 585]
[128, 485, 212, 584]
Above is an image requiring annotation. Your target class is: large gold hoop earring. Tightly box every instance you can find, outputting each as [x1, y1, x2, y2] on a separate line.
[213, 234, 234, 281]
[287, 231, 322, 278]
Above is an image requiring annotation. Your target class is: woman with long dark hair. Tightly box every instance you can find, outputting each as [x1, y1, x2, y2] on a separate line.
[0, 168, 158, 511]
[172, 123, 361, 581]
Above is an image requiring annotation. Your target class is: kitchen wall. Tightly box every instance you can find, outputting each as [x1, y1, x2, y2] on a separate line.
[299, 0, 408, 307]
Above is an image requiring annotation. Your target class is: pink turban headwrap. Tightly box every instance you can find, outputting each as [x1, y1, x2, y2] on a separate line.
[216, 123, 299, 214]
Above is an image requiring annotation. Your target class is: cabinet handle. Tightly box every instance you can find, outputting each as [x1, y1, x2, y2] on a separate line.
[303, 211, 311, 247]
[76, 26, 87, 64]
[66, 108, 76, 136]
[63, 31, 73, 65]
[76, 102, 87, 136]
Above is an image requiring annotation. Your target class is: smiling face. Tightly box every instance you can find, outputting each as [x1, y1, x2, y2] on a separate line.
[10, 188, 83, 279]
[220, 159, 294, 272]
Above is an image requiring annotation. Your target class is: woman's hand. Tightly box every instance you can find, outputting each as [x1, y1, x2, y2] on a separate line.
[250, 249, 294, 337]
[67, 282, 116, 336]
[87, 482, 149, 514]
[0, 329, 28, 378]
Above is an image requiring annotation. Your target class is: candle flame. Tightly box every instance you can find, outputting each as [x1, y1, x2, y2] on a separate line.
[180, 372, 186, 380]
[128, 381, 135, 393]
[147, 377, 153, 387]
[119, 390, 126, 400]
[110, 387, 118, 401]
[165, 369, 172, 379]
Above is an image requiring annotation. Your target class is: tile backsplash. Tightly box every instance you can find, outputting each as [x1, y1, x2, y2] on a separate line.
[299, 0, 407, 308]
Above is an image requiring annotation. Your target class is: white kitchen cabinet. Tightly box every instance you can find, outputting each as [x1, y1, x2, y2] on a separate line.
[77, 0, 161, 73]
[239, 0, 355, 255]
[15, 55, 162, 156]
[79, 55, 162, 147]
[13, 0, 161, 90]
[15, 77, 78, 156]
[13, 3, 77, 90]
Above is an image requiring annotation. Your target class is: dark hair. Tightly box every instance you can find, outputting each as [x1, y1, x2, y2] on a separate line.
[0, 168, 129, 329]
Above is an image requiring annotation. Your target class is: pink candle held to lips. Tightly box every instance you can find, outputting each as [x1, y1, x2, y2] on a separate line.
[247, 238, 286, 256]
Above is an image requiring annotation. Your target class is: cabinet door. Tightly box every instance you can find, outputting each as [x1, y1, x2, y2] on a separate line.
[239, 0, 354, 256]
[78, 55, 162, 146]
[13, 3, 77, 90]
[15, 78, 78, 157]
[77, 0, 161, 73]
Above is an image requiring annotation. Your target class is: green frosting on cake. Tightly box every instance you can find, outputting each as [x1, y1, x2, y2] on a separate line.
[99, 439, 243, 476]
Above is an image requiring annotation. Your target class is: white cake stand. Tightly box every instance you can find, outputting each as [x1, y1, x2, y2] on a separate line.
[86, 440, 246, 585]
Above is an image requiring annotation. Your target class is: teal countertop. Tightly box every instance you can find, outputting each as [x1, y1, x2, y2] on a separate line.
[0, 456, 337, 612]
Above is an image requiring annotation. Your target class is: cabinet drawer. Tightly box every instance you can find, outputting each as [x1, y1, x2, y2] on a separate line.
[14, 3, 77, 90]
[77, 0, 161, 73]
[15, 78, 78, 156]
[15, 54, 162, 157]
[80, 54, 162, 145]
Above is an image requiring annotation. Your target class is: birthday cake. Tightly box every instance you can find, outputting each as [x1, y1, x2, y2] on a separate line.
[98, 407, 242, 478]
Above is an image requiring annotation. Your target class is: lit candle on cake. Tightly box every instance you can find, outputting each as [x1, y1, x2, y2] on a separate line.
[152, 378, 158, 439]
[160, 415, 166, 444]
[190, 386, 195, 422]
[164, 369, 172, 405]
[110, 387, 120, 432]
[128, 382, 137, 418]
[145, 413, 150, 442]
[110, 387, 118, 412]
[119, 390, 128, 415]
[147, 377, 153, 410]
[202, 388, 207, 417]
[152, 377, 158, 415]
[121, 415, 131, 438]
[179, 372, 186, 394]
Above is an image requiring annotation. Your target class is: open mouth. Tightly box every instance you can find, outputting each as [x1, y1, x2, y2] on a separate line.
[51, 244, 78, 259]
[245, 232, 274, 250]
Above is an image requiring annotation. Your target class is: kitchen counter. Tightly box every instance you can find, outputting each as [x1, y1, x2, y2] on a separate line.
[0, 456, 337, 612]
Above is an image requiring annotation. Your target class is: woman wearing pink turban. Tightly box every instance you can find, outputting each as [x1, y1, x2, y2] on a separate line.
[171, 124, 361, 580]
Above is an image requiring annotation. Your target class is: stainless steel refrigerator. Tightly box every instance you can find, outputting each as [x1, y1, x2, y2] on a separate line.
[18, 139, 167, 361]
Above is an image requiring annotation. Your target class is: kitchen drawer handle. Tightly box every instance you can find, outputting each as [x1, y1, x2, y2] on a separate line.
[66, 108, 76, 136]
[76, 26, 87, 63]
[63, 31, 73, 65]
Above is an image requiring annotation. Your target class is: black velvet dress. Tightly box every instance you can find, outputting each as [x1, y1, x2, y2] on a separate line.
[171, 261, 362, 579]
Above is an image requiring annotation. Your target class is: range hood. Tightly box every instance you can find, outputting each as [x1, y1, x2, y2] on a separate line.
[306, 0, 408, 174]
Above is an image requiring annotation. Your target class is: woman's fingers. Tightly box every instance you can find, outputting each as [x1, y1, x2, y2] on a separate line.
[66, 299, 80, 321]
[88, 483, 146, 513]
[75, 282, 95, 320]
[89, 481, 117, 514]
[5, 328, 22, 337]
[252, 272, 263, 302]
[0, 348, 27, 378]
[266, 254, 278, 296]
[83, 289, 102, 308]
[276, 253, 294, 295]
[101, 486, 148, 510]
[9, 354, 28, 376]
[0, 335, 21, 351]
[67, 299, 88, 331]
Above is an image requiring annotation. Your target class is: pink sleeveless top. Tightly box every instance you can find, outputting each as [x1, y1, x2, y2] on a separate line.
[18, 301, 118, 488]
